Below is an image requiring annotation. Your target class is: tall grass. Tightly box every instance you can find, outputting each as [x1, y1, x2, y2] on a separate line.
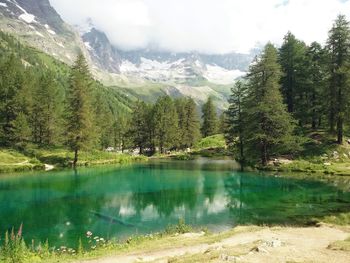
[0, 220, 194, 263]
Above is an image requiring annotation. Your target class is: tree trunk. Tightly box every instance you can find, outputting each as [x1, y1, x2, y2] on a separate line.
[311, 92, 317, 130]
[261, 141, 268, 166]
[73, 148, 78, 167]
[337, 116, 343, 144]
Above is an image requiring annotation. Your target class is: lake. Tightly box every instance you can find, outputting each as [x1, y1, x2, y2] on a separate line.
[0, 158, 349, 248]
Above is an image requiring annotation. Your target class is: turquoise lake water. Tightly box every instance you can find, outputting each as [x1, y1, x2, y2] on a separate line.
[0, 158, 349, 248]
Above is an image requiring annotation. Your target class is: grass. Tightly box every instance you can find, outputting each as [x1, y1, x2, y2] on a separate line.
[0, 149, 43, 173]
[0, 219, 214, 263]
[0, 146, 147, 174]
[328, 236, 350, 251]
[321, 213, 350, 226]
[265, 130, 350, 176]
[27, 147, 148, 167]
[194, 134, 226, 150]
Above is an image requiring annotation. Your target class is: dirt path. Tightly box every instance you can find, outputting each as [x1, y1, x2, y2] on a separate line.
[78, 225, 350, 263]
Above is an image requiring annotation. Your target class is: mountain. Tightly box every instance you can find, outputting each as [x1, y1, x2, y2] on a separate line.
[81, 27, 253, 85]
[82, 28, 121, 73]
[0, 1, 257, 110]
[0, 0, 90, 65]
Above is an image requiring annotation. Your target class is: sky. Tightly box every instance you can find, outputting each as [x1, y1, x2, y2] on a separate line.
[50, 0, 350, 54]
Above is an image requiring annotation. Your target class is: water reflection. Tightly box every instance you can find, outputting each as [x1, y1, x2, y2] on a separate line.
[0, 159, 349, 247]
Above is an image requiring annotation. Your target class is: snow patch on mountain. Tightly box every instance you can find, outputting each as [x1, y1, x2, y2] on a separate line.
[84, 41, 92, 51]
[47, 29, 56, 35]
[0, 2, 7, 7]
[204, 64, 245, 85]
[120, 58, 242, 84]
[19, 13, 35, 23]
[35, 31, 44, 37]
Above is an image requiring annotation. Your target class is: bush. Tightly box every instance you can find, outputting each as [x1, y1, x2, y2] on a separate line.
[164, 218, 192, 235]
[194, 134, 226, 150]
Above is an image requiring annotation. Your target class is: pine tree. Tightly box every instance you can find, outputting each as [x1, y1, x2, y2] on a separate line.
[183, 98, 201, 148]
[175, 98, 200, 149]
[32, 72, 63, 145]
[92, 91, 114, 149]
[201, 97, 218, 137]
[113, 114, 131, 152]
[224, 80, 247, 163]
[279, 32, 307, 121]
[65, 53, 95, 167]
[304, 42, 328, 129]
[12, 112, 31, 144]
[129, 100, 150, 154]
[245, 43, 297, 166]
[0, 55, 24, 145]
[153, 96, 179, 153]
[326, 14, 350, 143]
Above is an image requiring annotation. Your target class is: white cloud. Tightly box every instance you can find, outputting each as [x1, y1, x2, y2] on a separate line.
[50, 0, 350, 53]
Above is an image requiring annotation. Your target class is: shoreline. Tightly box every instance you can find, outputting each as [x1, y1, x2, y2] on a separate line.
[3, 221, 348, 263]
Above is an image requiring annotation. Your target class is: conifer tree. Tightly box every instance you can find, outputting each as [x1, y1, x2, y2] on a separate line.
[113, 114, 131, 152]
[225, 80, 247, 163]
[183, 98, 201, 148]
[66, 53, 95, 167]
[326, 14, 350, 143]
[175, 98, 200, 149]
[153, 96, 179, 153]
[279, 32, 307, 122]
[304, 42, 328, 129]
[0, 55, 24, 145]
[12, 112, 31, 144]
[129, 100, 150, 154]
[245, 43, 297, 166]
[201, 97, 218, 137]
[32, 72, 63, 145]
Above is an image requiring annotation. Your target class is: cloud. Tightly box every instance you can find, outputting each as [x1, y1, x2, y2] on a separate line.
[50, 0, 350, 53]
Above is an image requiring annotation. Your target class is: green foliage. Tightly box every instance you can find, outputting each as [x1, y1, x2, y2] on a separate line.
[175, 97, 201, 149]
[172, 153, 195, 161]
[65, 53, 97, 166]
[243, 43, 299, 166]
[279, 31, 308, 116]
[0, 225, 31, 263]
[164, 218, 193, 235]
[224, 80, 247, 163]
[194, 134, 226, 149]
[201, 97, 218, 137]
[153, 96, 179, 153]
[128, 96, 201, 155]
[326, 14, 350, 143]
[0, 31, 133, 167]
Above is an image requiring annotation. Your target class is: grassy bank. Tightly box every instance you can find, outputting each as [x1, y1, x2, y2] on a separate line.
[0, 149, 44, 173]
[263, 131, 350, 176]
[0, 147, 147, 173]
[153, 134, 230, 161]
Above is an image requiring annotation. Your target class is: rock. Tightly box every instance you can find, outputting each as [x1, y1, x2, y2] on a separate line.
[251, 246, 268, 253]
[219, 254, 238, 261]
[44, 164, 54, 171]
[343, 153, 348, 158]
[347, 139, 350, 145]
[264, 239, 282, 248]
[324, 162, 331, 166]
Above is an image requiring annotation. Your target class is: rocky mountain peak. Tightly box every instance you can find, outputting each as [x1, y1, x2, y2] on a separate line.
[82, 27, 121, 73]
